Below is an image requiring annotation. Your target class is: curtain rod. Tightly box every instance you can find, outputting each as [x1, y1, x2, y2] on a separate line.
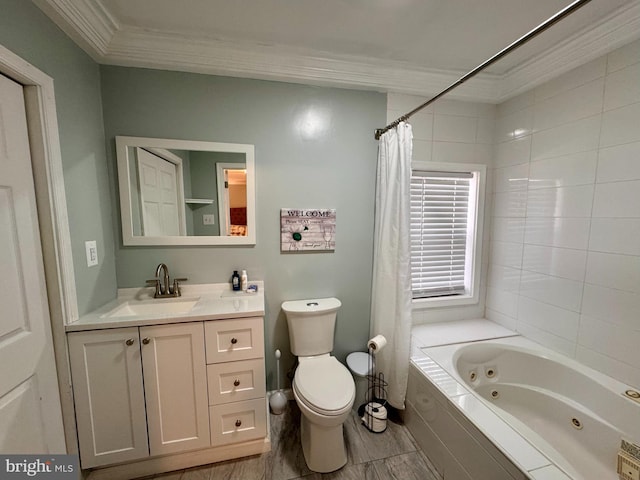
[374, 0, 593, 140]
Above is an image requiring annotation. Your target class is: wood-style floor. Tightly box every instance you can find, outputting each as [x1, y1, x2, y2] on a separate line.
[147, 401, 442, 480]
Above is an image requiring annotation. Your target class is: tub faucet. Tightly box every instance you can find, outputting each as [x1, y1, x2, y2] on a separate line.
[146, 263, 187, 298]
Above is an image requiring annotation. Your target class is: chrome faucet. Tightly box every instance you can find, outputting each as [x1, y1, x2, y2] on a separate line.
[147, 263, 187, 298]
[156, 263, 170, 295]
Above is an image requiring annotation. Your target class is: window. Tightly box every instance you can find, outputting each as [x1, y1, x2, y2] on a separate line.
[410, 162, 485, 306]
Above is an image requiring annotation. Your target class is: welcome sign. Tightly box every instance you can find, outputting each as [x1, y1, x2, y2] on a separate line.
[280, 208, 336, 252]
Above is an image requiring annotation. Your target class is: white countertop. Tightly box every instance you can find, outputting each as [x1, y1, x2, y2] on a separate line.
[66, 282, 265, 332]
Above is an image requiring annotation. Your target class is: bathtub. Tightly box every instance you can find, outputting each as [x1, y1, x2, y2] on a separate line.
[407, 334, 640, 480]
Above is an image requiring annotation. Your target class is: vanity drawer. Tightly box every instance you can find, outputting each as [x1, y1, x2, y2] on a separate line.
[210, 398, 267, 446]
[207, 358, 265, 405]
[205, 317, 264, 363]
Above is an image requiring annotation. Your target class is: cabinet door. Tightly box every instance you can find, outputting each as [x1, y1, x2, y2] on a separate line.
[141, 322, 210, 456]
[68, 328, 148, 468]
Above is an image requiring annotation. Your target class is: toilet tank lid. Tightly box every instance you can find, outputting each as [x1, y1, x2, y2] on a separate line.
[281, 297, 341, 314]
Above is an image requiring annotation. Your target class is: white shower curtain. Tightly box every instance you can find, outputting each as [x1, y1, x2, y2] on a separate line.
[370, 122, 413, 409]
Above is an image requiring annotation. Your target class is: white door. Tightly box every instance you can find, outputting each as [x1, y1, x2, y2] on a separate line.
[0, 73, 65, 453]
[141, 322, 210, 455]
[136, 147, 181, 236]
[67, 328, 148, 468]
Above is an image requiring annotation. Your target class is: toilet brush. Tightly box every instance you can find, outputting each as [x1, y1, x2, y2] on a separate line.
[269, 349, 287, 415]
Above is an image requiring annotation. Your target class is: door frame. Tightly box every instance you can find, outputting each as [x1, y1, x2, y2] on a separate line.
[216, 162, 246, 236]
[0, 44, 79, 453]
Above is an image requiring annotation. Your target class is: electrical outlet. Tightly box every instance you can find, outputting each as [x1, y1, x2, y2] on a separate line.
[619, 452, 640, 480]
[203, 214, 215, 225]
[85, 240, 98, 267]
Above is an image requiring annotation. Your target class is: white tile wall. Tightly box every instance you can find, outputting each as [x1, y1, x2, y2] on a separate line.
[585, 252, 640, 293]
[525, 185, 594, 218]
[523, 217, 591, 250]
[589, 218, 640, 255]
[487, 39, 640, 389]
[603, 61, 640, 111]
[530, 114, 601, 162]
[532, 78, 604, 132]
[596, 141, 640, 182]
[533, 57, 606, 102]
[592, 180, 640, 218]
[528, 151, 597, 189]
[390, 39, 640, 388]
[606, 38, 640, 73]
[495, 136, 532, 168]
[521, 245, 586, 281]
[493, 164, 529, 193]
[433, 114, 477, 143]
[600, 102, 640, 147]
[491, 217, 525, 244]
[432, 141, 492, 164]
[388, 94, 495, 324]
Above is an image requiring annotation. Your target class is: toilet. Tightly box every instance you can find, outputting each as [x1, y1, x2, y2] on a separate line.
[282, 297, 355, 473]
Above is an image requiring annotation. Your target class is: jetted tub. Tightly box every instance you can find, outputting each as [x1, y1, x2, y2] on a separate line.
[408, 334, 640, 479]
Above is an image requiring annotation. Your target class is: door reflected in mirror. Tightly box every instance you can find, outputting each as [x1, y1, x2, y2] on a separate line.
[116, 136, 255, 246]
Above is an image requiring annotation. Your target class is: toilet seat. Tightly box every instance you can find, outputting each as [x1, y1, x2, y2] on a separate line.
[294, 356, 355, 416]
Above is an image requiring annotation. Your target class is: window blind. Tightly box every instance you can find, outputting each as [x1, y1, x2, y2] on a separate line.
[410, 171, 473, 298]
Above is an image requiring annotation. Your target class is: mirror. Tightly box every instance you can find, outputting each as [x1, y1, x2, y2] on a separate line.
[116, 136, 255, 246]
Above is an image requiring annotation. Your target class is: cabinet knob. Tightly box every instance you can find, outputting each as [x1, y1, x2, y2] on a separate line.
[230, 337, 238, 345]
[142, 338, 151, 345]
[233, 379, 240, 387]
[125, 338, 135, 346]
[235, 419, 242, 427]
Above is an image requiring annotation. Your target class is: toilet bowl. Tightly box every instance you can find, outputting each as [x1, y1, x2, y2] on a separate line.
[282, 298, 355, 473]
[293, 355, 355, 472]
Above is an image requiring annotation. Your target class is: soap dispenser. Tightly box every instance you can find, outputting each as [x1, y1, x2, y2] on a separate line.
[232, 270, 240, 291]
[241, 270, 248, 291]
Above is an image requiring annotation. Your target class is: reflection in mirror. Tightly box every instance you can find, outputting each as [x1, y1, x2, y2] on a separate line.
[116, 136, 255, 246]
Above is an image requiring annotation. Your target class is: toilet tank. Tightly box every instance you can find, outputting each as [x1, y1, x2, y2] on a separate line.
[282, 298, 342, 357]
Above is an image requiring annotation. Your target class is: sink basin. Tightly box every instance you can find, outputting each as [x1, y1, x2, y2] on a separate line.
[103, 297, 200, 318]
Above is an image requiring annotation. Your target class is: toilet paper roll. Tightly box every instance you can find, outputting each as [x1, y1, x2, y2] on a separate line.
[367, 334, 387, 354]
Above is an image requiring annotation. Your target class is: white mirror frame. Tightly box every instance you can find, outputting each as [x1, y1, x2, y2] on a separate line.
[116, 136, 256, 246]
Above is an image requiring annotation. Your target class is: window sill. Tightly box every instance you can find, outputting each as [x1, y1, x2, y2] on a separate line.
[412, 294, 478, 310]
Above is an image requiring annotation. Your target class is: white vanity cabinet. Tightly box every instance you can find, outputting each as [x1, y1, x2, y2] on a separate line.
[68, 322, 209, 468]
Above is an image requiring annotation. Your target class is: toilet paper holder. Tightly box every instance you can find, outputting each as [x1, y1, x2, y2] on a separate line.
[361, 335, 388, 433]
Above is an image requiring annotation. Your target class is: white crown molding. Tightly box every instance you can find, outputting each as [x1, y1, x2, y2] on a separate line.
[498, 1, 640, 102]
[33, 0, 640, 103]
[32, 0, 119, 59]
[104, 27, 500, 102]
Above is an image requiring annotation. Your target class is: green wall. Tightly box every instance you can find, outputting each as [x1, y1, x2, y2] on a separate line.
[100, 66, 386, 388]
[0, 0, 117, 316]
[0, 0, 386, 389]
